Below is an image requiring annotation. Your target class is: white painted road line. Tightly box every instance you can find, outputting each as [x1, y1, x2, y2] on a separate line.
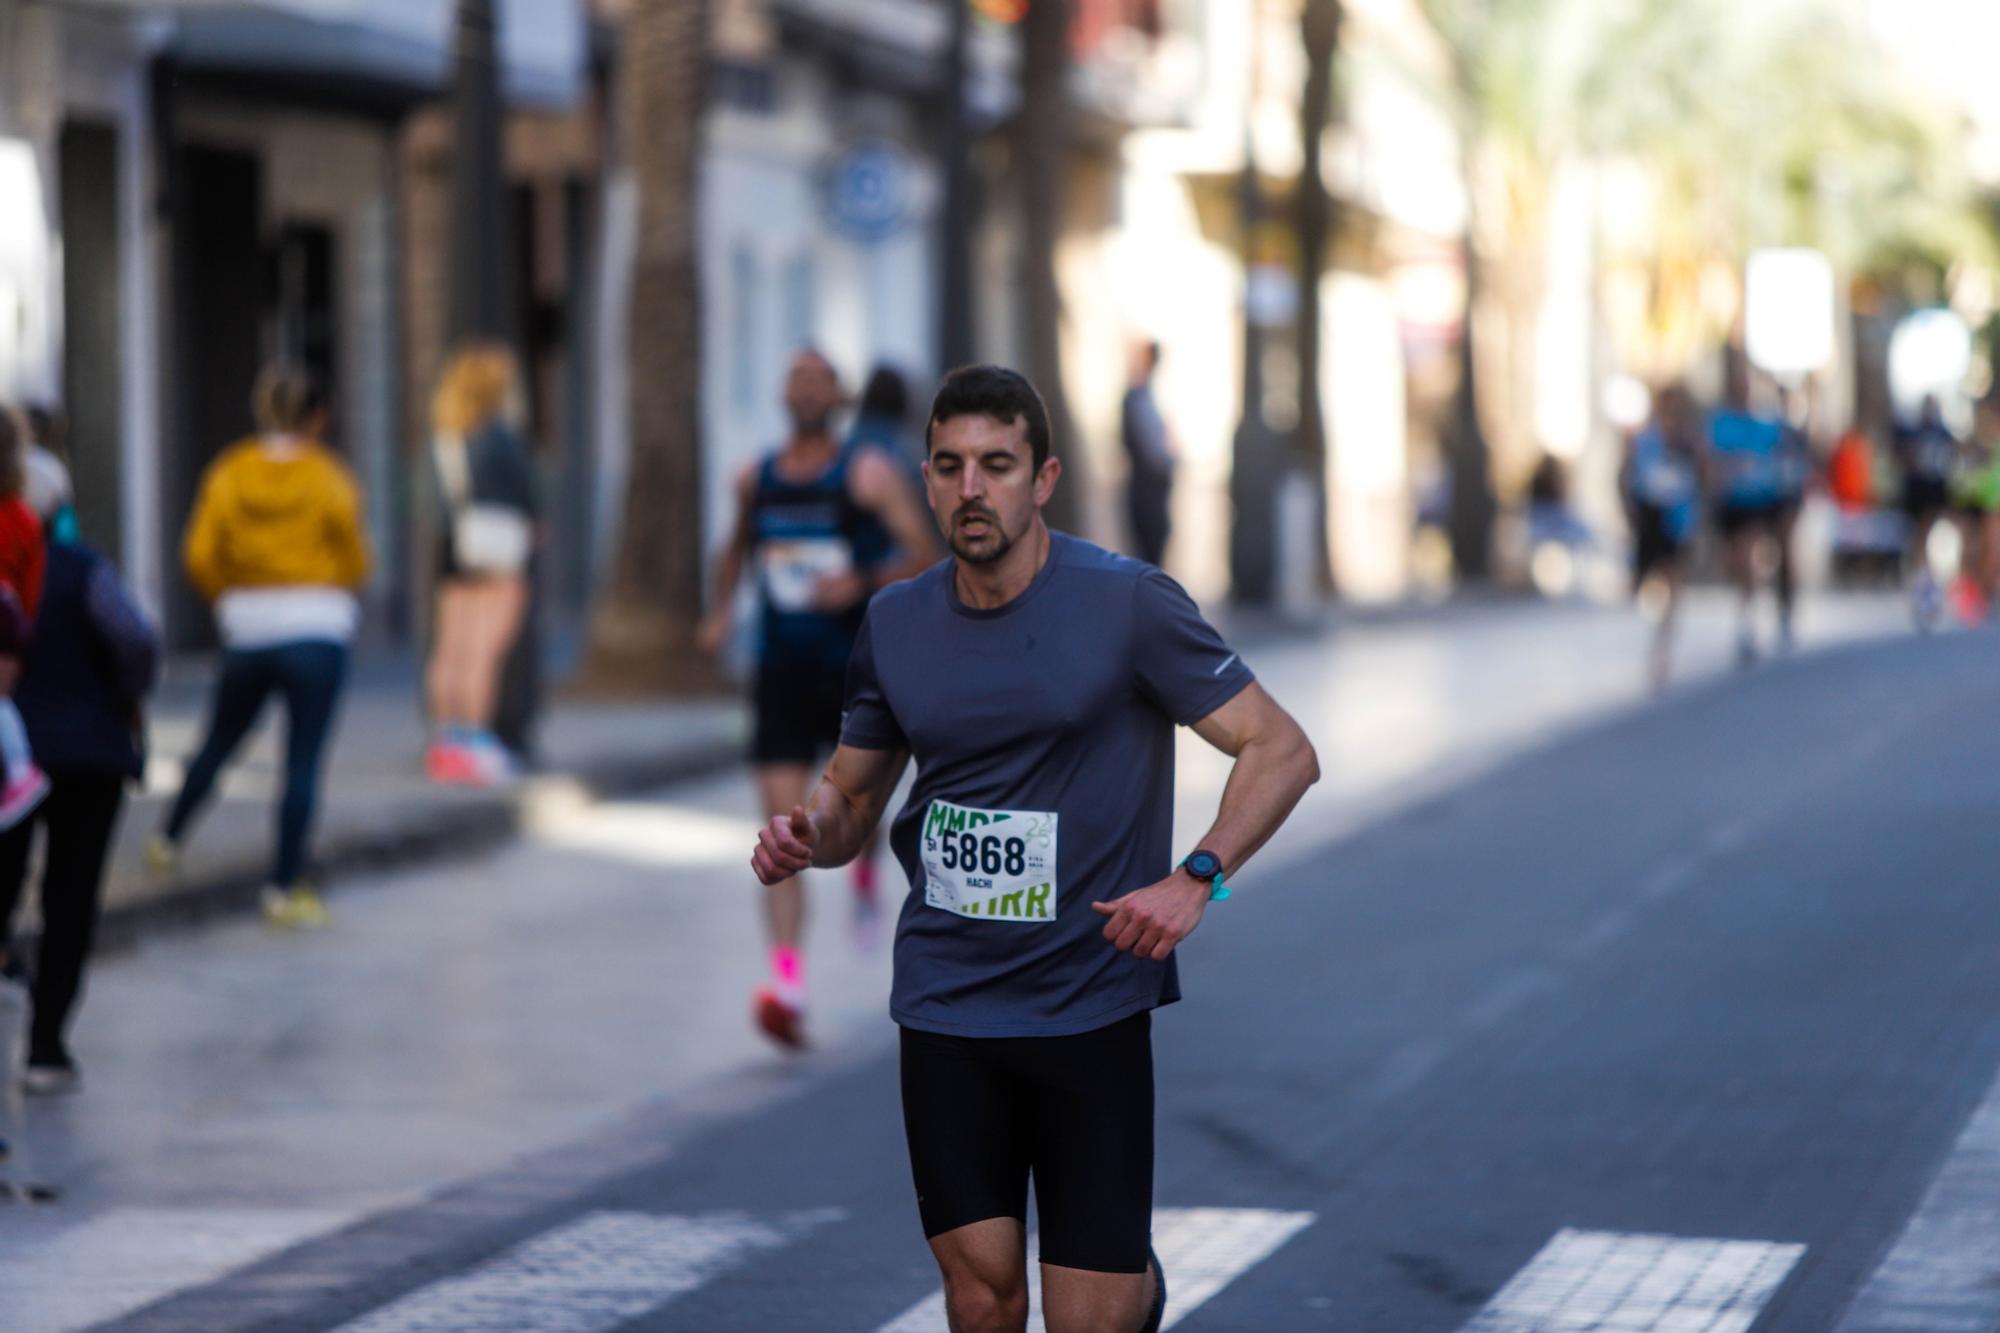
[0, 1206, 353, 1333]
[876, 1206, 1315, 1332]
[1461, 1229, 1805, 1333]
[1835, 1058, 2000, 1332]
[338, 1208, 841, 1333]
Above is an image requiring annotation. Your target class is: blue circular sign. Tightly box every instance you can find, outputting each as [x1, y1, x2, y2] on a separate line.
[824, 140, 915, 245]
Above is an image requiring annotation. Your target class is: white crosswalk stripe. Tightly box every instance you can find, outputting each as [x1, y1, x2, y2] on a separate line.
[1835, 1056, 2000, 1332]
[337, 1208, 842, 1333]
[875, 1206, 1315, 1332]
[0, 1206, 353, 1333]
[1460, 1229, 1805, 1333]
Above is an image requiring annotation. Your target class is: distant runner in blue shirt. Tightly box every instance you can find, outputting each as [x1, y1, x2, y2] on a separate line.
[1707, 357, 1792, 663]
[1624, 382, 1703, 690]
[749, 365, 1319, 1333]
[1896, 394, 1961, 629]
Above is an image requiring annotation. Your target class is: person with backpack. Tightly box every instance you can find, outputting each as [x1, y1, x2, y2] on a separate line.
[0, 451, 158, 1092]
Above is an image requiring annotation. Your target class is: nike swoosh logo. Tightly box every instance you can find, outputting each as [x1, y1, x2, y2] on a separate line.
[1213, 654, 1238, 676]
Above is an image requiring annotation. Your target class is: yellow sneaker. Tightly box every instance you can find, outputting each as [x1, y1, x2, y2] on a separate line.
[287, 886, 329, 928]
[144, 834, 180, 876]
[261, 885, 330, 929]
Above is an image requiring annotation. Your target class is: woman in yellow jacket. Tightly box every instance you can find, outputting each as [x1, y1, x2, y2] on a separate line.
[148, 365, 371, 927]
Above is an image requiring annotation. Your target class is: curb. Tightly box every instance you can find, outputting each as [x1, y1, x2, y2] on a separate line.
[86, 733, 746, 955]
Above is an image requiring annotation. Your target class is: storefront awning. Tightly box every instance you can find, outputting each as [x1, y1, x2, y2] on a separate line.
[81, 0, 588, 106]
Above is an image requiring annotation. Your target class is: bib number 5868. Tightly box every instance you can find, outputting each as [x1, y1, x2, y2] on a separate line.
[936, 832, 1027, 877]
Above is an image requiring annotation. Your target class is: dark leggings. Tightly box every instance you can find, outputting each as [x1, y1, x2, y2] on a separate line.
[0, 771, 125, 1060]
[165, 640, 348, 889]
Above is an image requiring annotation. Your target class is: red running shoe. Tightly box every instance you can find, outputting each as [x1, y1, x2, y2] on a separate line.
[753, 985, 807, 1052]
[426, 742, 481, 785]
[1951, 575, 1990, 626]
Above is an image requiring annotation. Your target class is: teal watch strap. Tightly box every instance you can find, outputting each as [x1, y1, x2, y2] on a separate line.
[1180, 855, 1231, 902]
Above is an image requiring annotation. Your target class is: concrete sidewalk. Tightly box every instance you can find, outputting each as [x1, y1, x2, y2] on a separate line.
[93, 654, 748, 945]
[75, 582, 1916, 947]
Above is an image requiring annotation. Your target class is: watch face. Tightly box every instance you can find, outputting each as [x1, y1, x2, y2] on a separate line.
[1186, 851, 1221, 880]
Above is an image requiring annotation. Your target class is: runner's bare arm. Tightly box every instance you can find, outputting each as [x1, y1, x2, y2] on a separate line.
[697, 463, 759, 656]
[1094, 681, 1318, 960]
[849, 448, 941, 585]
[751, 743, 910, 885]
[1184, 681, 1320, 874]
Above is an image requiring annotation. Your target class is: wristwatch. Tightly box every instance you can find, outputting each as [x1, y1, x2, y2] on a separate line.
[1180, 849, 1230, 901]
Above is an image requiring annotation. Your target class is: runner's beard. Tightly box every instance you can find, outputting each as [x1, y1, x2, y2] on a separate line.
[949, 506, 1014, 565]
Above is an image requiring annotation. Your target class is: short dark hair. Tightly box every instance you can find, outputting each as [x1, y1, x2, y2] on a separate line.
[858, 365, 910, 423]
[927, 364, 1052, 469]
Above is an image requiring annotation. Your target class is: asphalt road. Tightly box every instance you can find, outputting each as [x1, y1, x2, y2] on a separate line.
[86, 628, 2000, 1331]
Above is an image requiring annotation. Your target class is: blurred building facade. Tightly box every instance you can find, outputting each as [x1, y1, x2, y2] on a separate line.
[1045, 0, 1465, 602]
[1, 0, 1495, 658]
[0, 0, 1030, 653]
[0, 0, 591, 651]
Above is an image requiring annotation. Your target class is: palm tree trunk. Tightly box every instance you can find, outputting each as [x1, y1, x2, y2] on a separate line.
[579, 0, 714, 693]
[1019, 0, 1086, 535]
[1296, 0, 1341, 594]
[1448, 231, 1496, 581]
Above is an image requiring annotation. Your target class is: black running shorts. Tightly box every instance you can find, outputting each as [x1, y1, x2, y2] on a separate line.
[899, 1012, 1154, 1274]
[1904, 474, 1951, 523]
[1718, 499, 1782, 538]
[1631, 503, 1685, 583]
[750, 662, 846, 765]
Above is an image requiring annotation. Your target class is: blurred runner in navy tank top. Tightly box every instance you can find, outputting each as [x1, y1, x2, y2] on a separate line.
[698, 348, 939, 1050]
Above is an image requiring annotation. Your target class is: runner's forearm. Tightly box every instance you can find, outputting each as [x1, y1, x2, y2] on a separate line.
[1192, 726, 1319, 880]
[708, 542, 744, 617]
[806, 770, 886, 868]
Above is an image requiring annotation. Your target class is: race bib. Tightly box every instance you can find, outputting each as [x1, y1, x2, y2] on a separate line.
[1638, 458, 1687, 505]
[761, 538, 853, 613]
[921, 799, 1058, 923]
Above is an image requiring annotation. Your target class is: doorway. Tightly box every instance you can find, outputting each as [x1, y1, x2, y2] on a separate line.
[167, 146, 263, 649]
[58, 120, 123, 562]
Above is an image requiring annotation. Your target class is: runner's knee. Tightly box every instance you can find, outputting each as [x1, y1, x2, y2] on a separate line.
[943, 1272, 1028, 1333]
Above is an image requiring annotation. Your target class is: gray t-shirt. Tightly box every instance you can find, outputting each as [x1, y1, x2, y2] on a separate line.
[842, 532, 1255, 1037]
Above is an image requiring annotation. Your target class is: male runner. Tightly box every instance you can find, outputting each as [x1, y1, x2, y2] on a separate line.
[1897, 394, 1961, 628]
[1708, 359, 1790, 664]
[1623, 382, 1703, 691]
[750, 365, 1319, 1333]
[1773, 381, 1816, 649]
[700, 348, 938, 1050]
